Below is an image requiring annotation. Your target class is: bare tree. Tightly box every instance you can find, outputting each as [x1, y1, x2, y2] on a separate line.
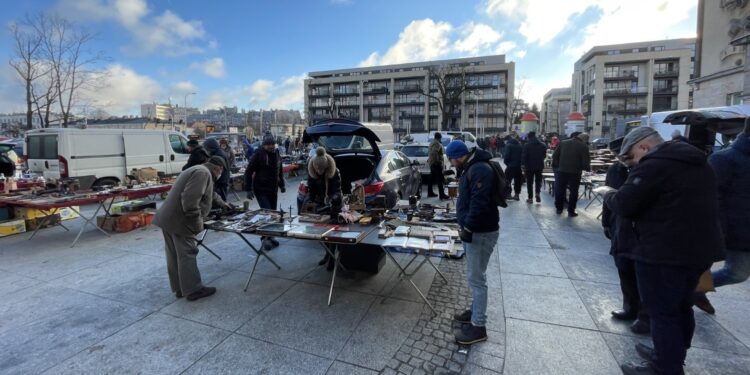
[507, 79, 526, 128]
[37, 14, 106, 128]
[418, 64, 474, 132]
[30, 63, 57, 128]
[8, 17, 45, 130]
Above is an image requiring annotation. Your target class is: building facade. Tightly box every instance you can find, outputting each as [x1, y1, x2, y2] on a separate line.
[304, 55, 515, 134]
[541, 87, 572, 135]
[571, 38, 695, 138]
[691, 0, 750, 107]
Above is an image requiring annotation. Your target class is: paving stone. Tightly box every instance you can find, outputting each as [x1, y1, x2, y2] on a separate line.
[326, 361, 379, 375]
[461, 363, 502, 375]
[468, 351, 504, 372]
[554, 249, 620, 284]
[498, 245, 568, 278]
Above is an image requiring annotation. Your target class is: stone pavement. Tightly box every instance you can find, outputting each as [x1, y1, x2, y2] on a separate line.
[1, 174, 749, 374]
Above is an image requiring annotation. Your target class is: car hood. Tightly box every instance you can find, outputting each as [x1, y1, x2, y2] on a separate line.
[663, 105, 750, 137]
[303, 119, 381, 158]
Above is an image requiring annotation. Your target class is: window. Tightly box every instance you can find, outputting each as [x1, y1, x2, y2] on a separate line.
[727, 92, 742, 106]
[27, 135, 58, 160]
[169, 134, 189, 154]
[401, 146, 429, 158]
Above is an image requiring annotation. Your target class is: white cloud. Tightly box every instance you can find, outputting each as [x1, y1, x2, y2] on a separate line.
[249, 79, 274, 102]
[454, 23, 503, 54]
[80, 64, 163, 114]
[58, 0, 214, 56]
[201, 74, 307, 111]
[170, 81, 198, 96]
[190, 57, 225, 78]
[514, 50, 527, 59]
[359, 19, 453, 66]
[495, 40, 517, 55]
[268, 74, 306, 109]
[518, 76, 572, 107]
[485, 0, 592, 45]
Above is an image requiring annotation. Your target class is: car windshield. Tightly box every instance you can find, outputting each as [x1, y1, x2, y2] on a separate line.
[318, 135, 373, 152]
[401, 146, 429, 157]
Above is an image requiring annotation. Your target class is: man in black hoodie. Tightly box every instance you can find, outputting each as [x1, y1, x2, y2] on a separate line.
[245, 133, 286, 250]
[203, 138, 231, 201]
[604, 127, 723, 375]
[182, 140, 210, 171]
[521, 131, 547, 203]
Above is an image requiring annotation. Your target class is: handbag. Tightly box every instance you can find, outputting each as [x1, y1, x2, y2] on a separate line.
[695, 269, 715, 293]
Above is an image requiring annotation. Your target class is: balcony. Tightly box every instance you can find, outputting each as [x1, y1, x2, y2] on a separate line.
[654, 69, 678, 78]
[652, 103, 678, 112]
[606, 104, 647, 114]
[653, 87, 678, 95]
[603, 71, 639, 81]
[393, 84, 421, 93]
[363, 86, 389, 94]
[333, 90, 359, 97]
[394, 99, 424, 106]
[309, 90, 330, 98]
[363, 100, 390, 107]
[603, 87, 648, 97]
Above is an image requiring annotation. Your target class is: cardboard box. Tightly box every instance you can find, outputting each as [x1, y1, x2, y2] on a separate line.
[0, 219, 26, 237]
[25, 214, 61, 231]
[97, 215, 116, 232]
[131, 167, 159, 183]
[98, 212, 153, 233]
[13, 206, 80, 221]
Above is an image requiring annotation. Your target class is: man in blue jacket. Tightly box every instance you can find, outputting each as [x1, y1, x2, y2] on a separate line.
[446, 140, 499, 345]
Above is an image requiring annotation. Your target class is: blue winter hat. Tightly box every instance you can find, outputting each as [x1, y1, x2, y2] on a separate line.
[445, 140, 469, 159]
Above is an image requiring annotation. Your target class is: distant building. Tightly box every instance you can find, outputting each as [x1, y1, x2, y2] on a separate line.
[541, 88, 572, 135]
[305, 55, 515, 134]
[690, 0, 750, 107]
[140, 104, 174, 122]
[187, 108, 303, 135]
[571, 38, 695, 138]
[0, 113, 43, 129]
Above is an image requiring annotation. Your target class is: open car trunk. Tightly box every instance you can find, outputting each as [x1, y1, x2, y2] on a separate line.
[334, 155, 378, 194]
[663, 105, 750, 152]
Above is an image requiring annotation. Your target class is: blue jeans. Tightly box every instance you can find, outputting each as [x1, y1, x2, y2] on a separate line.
[464, 230, 499, 327]
[712, 250, 750, 287]
[635, 261, 704, 375]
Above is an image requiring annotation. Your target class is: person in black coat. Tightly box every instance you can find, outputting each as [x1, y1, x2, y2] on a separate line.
[521, 131, 547, 203]
[245, 133, 286, 250]
[601, 137, 649, 335]
[604, 127, 724, 375]
[182, 140, 210, 171]
[503, 135, 523, 200]
[203, 138, 231, 201]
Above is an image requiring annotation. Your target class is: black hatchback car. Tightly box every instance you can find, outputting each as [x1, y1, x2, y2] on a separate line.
[297, 119, 421, 211]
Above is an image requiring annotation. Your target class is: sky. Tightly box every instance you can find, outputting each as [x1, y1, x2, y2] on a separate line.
[0, 0, 698, 117]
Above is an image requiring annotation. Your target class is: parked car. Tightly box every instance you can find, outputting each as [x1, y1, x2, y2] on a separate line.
[297, 119, 422, 212]
[400, 142, 449, 181]
[591, 138, 610, 149]
[0, 138, 25, 158]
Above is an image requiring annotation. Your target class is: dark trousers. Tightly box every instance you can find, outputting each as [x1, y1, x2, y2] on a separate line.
[505, 166, 523, 196]
[554, 171, 582, 213]
[256, 191, 278, 210]
[614, 256, 649, 321]
[524, 169, 543, 199]
[428, 164, 445, 197]
[635, 261, 704, 375]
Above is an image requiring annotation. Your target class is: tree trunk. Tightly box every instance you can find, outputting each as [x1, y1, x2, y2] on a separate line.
[25, 78, 33, 130]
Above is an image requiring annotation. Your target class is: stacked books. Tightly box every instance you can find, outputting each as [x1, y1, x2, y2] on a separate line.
[322, 229, 367, 244]
[286, 225, 336, 240]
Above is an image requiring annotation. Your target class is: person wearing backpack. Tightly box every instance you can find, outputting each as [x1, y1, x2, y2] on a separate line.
[445, 140, 500, 345]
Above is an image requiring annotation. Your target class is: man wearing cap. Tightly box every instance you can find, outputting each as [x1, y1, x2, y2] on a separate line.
[154, 156, 233, 302]
[445, 140, 499, 345]
[601, 137, 650, 335]
[427, 132, 448, 199]
[552, 132, 590, 216]
[245, 133, 286, 250]
[182, 139, 210, 171]
[604, 127, 723, 375]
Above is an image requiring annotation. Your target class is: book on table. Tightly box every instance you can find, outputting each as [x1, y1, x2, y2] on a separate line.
[286, 225, 336, 240]
[255, 223, 297, 236]
[322, 229, 367, 244]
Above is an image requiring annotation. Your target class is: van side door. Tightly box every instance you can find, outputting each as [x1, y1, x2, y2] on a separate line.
[26, 134, 60, 178]
[123, 133, 167, 175]
[167, 134, 191, 174]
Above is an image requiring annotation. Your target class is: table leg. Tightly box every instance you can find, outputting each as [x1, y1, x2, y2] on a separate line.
[27, 208, 61, 240]
[382, 247, 437, 315]
[69, 203, 110, 247]
[240, 233, 281, 292]
[196, 230, 222, 260]
[425, 256, 449, 284]
[328, 244, 340, 306]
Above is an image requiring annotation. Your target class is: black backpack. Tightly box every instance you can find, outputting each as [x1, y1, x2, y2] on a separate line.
[466, 160, 508, 208]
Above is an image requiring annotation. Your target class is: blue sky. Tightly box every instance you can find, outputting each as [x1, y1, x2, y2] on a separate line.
[0, 0, 698, 116]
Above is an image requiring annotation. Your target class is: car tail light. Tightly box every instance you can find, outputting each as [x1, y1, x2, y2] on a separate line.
[298, 181, 308, 194]
[364, 181, 384, 196]
[58, 155, 69, 178]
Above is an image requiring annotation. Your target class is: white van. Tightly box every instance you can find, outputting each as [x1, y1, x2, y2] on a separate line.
[25, 128, 191, 187]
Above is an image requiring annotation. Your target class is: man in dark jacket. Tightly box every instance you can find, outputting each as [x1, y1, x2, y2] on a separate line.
[427, 132, 448, 199]
[698, 120, 750, 312]
[604, 127, 724, 375]
[182, 140, 210, 171]
[203, 138, 231, 201]
[445, 140, 499, 345]
[503, 135, 523, 200]
[552, 133, 590, 216]
[521, 131, 547, 203]
[601, 137, 649, 335]
[497, 136, 505, 159]
[245, 133, 286, 250]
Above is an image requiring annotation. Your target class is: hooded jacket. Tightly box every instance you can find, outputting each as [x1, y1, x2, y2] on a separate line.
[604, 141, 724, 267]
[503, 138, 523, 168]
[244, 147, 285, 194]
[521, 137, 548, 171]
[457, 149, 499, 233]
[708, 133, 750, 252]
[203, 138, 230, 188]
[182, 145, 210, 171]
[305, 153, 342, 208]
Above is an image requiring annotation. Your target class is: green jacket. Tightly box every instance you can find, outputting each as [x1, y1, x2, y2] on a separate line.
[427, 139, 444, 167]
[552, 138, 591, 174]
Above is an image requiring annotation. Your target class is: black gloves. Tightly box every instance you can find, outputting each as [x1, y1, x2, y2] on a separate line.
[246, 191, 255, 200]
[280, 186, 286, 193]
[460, 228, 473, 243]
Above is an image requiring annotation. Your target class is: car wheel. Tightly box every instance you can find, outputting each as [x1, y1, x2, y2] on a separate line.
[93, 177, 119, 188]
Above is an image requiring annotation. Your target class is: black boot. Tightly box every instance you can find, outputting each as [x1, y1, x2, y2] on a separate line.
[455, 324, 487, 345]
[630, 319, 650, 335]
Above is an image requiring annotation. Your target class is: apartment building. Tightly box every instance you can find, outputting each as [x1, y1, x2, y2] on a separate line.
[691, 0, 750, 107]
[304, 55, 515, 134]
[571, 38, 695, 138]
[541, 88, 572, 135]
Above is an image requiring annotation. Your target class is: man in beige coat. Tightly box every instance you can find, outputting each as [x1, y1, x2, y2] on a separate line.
[154, 156, 232, 301]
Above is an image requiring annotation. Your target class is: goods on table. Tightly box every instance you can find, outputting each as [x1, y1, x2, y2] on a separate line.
[255, 223, 297, 236]
[322, 229, 367, 244]
[286, 224, 336, 240]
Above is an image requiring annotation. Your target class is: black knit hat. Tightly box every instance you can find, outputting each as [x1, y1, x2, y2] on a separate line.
[207, 155, 228, 170]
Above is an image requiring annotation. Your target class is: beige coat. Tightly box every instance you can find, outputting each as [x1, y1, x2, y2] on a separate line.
[154, 164, 225, 236]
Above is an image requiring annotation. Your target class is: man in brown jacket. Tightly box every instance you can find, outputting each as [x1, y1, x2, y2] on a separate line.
[154, 156, 232, 301]
[427, 132, 448, 200]
[552, 133, 591, 217]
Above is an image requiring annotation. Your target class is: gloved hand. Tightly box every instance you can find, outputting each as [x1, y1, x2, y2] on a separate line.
[603, 226, 612, 240]
[459, 228, 473, 243]
[280, 186, 286, 193]
[225, 202, 236, 211]
[246, 191, 255, 200]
